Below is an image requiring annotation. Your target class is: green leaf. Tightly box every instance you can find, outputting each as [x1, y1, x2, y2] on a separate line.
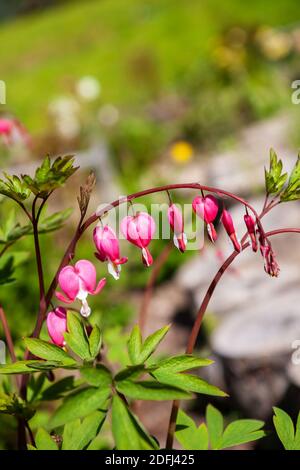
[138, 325, 170, 363]
[0, 360, 71, 375]
[38, 208, 73, 233]
[111, 394, 158, 450]
[88, 325, 102, 359]
[22, 155, 78, 198]
[153, 370, 227, 397]
[116, 380, 192, 400]
[175, 409, 209, 450]
[64, 312, 91, 361]
[128, 325, 142, 365]
[220, 419, 265, 449]
[0, 172, 31, 202]
[35, 428, 58, 450]
[40, 377, 76, 401]
[0, 393, 35, 420]
[153, 355, 213, 373]
[62, 411, 106, 450]
[206, 404, 224, 449]
[0, 252, 29, 285]
[24, 338, 75, 364]
[280, 155, 300, 201]
[50, 386, 110, 428]
[115, 365, 147, 382]
[273, 407, 297, 450]
[80, 365, 112, 387]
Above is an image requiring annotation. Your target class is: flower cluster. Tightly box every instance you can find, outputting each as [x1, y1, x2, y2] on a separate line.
[48, 194, 275, 346]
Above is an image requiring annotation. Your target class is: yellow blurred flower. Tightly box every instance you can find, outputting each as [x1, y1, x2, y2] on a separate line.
[169, 140, 194, 164]
[255, 27, 292, 61]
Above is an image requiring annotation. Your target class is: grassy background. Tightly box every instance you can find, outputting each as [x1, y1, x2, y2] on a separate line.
[0, 0, 299, 132]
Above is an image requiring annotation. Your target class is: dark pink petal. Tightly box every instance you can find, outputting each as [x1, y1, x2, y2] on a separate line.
[91, 277, 106, 295]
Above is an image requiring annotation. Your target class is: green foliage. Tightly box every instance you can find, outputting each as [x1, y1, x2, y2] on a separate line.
[264, 148, 287, 196]
[50, 386, 110, 428]
[38, 208, 73, 233]
[0, 209, 31, 244]
[34, 428, 58, 450]
[88, 325, 102, 359]
[64, 312, 93, 361]
[280, 156, 300, 201]
[0, 360, 76, 374]
[0, 251, 29, 285]
[176, 409, 209, 450]
[111, 394, 158, 450]
[175, 406, 265, 450]
[0, 393, 35, 420]
[273, 407, 300, 450]
[127, 324, 170, 364]
[116, 380, 192, 400]
[153, 370, 226, 397]
[0, 173, 31, 202]
[80, 365, 112, 388]
[24, 338, 75, 365]
[21, 155, 78, 199]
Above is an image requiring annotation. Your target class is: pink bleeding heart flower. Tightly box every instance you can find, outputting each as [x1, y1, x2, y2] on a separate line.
[221, 209, 241, 252]
[46, 307, 67, 347]
[244, 213, 258, 252]
[93, 225, 128, 280]
[0, 117, 31, 147]
[167, 203, 187, 253]
[55, 260, 106, 317]
[121, 212, 156, 266]
[192, 194, 219, 242]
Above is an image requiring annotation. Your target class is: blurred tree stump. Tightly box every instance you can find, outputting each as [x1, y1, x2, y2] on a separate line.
[210, 305, 300, 419]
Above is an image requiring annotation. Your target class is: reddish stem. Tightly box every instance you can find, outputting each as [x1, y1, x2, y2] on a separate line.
[0, 305, 17, 363]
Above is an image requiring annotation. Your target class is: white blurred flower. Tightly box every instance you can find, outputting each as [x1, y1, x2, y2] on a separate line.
[76, 76, 101, 101]
[98, 104, 119, 127]
[56, 116, 81, 140]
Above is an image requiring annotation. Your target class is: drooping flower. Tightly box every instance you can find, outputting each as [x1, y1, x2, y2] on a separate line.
[192, 195, 219, 242]
[55, 260, 106, 317]
[46, 307, 67, 347]
[221, 209, 241, 252]
[257, 228, 280, 277]
[244, 213, 258, 252]
[167, 203, 187, 253]
[121, 212, 156, 266]
[93, 225, 128, 280]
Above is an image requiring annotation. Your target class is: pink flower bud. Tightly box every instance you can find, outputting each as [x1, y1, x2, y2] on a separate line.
[55, 260, 106, 317]
[192, 195, 219, 243]
[244, 214, 257, 252]
[221, 209, 241, 252]
[93, 225, 128, 280]
[121, 212, 155, 266]
[46, 307, 67, 347]
[167, 203, 187, 253]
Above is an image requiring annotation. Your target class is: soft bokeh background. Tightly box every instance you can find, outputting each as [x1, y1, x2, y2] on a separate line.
[0, 0, 300, 449]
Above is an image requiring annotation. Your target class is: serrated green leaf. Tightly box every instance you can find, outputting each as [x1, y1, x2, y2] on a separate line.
[80, 365, 112, 387]
[175, 409, 209, 450]
[273, 407, 297, 450]
[128, 325, 142, 364]
[62, 411, 106, 450]
[280, 155, 300, 201]
[111, 394, 158, 450]
[35, 428, 58, 450]
[138, 325, 170, 363]
[153, 355, 213, 373]
[220, 419, 265, 449]
[40, 376, 76, 401]
[206, 404, 224, 449]
[88, 325, 102, 359]
[50, 386, 110, 428]
[116, 380, 192, 400]
[153, 370, 227, 397]
[264, 148, 288, 196]
[64, 312, 91, 361]
[0, 360, 68, 375]
[24, 338, 75, 364]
